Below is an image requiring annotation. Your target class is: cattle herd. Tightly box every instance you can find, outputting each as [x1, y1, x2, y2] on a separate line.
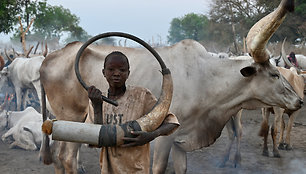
[1, 0, 306, 173]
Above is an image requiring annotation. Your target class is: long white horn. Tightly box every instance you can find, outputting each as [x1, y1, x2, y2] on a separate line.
[246, 0, 294, 63]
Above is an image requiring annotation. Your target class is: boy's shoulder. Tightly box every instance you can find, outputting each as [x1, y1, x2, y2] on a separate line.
[127, 85, 152, 94]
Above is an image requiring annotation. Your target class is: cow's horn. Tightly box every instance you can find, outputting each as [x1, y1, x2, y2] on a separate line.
[4, 49, 14, 62]
[34, 41, 40, 54]
[136, 69, 172, 132]
[0, 55, 5, 71]
[246, 0, 294, 63]
[25, 46, 34, 58]
[43, 42, 48, 57]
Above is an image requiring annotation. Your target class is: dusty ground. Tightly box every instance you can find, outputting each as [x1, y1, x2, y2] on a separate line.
[1, 99, 306, 174]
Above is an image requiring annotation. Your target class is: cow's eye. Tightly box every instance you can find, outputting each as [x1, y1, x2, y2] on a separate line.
[271, 73, 279, 79]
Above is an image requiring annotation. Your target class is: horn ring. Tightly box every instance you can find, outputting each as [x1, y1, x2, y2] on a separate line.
[75, 32, 170, 106]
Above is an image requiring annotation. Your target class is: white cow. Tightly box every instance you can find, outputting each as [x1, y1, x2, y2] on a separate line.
[38, 0, 301, 173]
[0, 56, 45, 111]
[270, 53, 306, 69]
[1, 107, 43, 151]
[220, 66, 305, 168]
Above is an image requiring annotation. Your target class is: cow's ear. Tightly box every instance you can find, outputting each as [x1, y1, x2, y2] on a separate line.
[240, 66, 257, 77]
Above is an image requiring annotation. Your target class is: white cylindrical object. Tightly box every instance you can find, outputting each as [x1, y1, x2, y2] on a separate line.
[52, 120, 101, 146]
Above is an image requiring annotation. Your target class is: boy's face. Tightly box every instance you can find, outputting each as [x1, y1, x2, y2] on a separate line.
[103, 56, 130, 88]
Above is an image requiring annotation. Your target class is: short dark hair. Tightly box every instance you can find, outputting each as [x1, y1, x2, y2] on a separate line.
[104, 51, 130, 69]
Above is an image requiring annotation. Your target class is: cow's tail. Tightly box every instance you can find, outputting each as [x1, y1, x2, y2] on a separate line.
[39, 82, 53, 165]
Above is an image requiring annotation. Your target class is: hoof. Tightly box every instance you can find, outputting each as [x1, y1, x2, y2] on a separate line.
[278, 143, 286, 150]
[234, 162, 241, 168]
[217, 161, 226, 168]
[262, 149, 269, 157]
[77, 165, 86, 174]
[273, 150, 281, 158]
[234, 154, 241, 168]
[285, 144, 293, 151]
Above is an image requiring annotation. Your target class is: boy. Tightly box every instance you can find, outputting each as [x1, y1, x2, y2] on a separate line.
[86, 51, 179, 173]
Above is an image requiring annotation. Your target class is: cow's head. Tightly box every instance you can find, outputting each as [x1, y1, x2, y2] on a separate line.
[239, 0, 302, 111]
[0, 67, 9, 86]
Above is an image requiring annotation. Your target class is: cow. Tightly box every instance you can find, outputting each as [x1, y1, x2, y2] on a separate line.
[270, 52, 306, 70]
[1, 107, 43, 151]
[38, 0, 301, 173]
[0, 56, 45, 111]
[219, 65, 305, 168]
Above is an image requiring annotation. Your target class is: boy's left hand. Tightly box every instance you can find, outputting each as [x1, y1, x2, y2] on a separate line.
[121, 131, 157, 147]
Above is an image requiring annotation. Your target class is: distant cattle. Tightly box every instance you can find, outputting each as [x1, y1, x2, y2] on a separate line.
[0, 56, 45, 111]
[1, 107, 43, 151]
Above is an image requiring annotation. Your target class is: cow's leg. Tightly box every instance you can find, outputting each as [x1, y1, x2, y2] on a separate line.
[33, 81, 42, 108]
[284, 110, 300, 150]
[259, 108, 270, 157]
[152, 136, 174, 174]
[172, 142, 187, 174]
[9, 137, 37, 150]
[15, 88, 22, 111]
[234, 110, 242, 168]
[22, 89, 30, 109]
[218, 116, 235, 168]
[58, 142, 81, 174]
[12, 131, 37, 150]
[278, 115, 286, 150]
[77, 148, 86, 174]
[39, 133, 53, 165]
[271, 107, 283, 158]
[52, 141, 65, 174]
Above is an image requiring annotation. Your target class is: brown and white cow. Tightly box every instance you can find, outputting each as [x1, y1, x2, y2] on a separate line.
[39, 0, 301, 173]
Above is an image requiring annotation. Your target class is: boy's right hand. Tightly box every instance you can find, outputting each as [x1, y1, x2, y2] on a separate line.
[88, 86, 102, 104]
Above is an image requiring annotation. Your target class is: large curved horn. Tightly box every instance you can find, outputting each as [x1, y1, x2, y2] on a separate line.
[281, 38, 301, 74]
[246, 0, 294, 63]
[0, 55, 5, 71]
[136, 70, 173, 131]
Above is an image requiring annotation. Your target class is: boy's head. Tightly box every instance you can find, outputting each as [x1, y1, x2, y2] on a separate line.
[103, 51, 130, 88]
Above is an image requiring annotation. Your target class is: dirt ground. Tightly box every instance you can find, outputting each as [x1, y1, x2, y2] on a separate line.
[1, 98, 306, 174]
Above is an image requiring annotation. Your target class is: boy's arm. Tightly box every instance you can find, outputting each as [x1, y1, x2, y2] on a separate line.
[88, 86, 103, 124]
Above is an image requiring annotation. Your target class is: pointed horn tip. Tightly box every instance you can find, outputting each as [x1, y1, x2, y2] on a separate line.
[283, 0, 295, 12]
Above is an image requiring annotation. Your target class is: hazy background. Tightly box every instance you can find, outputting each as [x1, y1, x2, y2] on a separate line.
[1, 0, 211, 44]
